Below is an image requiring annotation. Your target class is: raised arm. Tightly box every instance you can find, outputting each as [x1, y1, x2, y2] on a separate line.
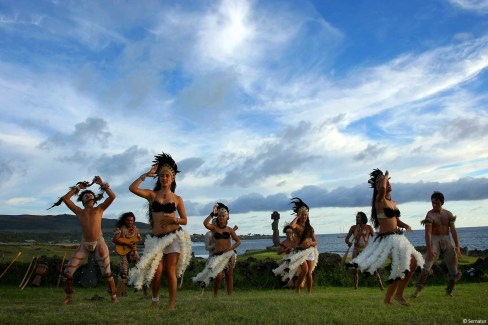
[290, 215, 303, 233]
[94, 176, 115, 210]
[375, 170, 389, 209]
[129, 164, 158, 200]
[62, 184, 83, 215]
[203, 205, 218, 231]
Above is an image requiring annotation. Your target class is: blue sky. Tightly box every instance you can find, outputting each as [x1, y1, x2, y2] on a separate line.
[1, 0, 488, 235]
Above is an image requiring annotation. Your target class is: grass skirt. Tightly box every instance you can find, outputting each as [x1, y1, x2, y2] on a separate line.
[128, 228, 192, 289]
[192, 250, 236, 288]
[350, 233, 424, 282]
[272, 246, 318, 282]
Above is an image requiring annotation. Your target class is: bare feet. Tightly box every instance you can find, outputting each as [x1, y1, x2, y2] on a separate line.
[394, 295, 411, 306]
[167, 300, 176, 311]
[151, 297, 159, 308]
[63, 296, 73, 305]
[112, 296, 119, 304]
[411, 291, 421, 299]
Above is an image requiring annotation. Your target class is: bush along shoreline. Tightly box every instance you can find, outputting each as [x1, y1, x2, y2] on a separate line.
[1, 248, 487, 289]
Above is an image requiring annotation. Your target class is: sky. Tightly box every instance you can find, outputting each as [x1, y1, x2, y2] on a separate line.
[1, 0, 488, 235]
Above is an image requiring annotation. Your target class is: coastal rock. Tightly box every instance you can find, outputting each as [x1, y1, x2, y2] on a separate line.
[466, 249, 488, 258]
[317, 252, 342, 268]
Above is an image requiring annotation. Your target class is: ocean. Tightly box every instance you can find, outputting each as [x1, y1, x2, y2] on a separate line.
[191, 226, 488, 258]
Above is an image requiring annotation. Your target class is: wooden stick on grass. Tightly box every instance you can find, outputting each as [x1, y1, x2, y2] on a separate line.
[56, 251, 67, 288]
[19, 255, 36, 288]
[0, 251, 22, 281]
[21, 255, 39, 290]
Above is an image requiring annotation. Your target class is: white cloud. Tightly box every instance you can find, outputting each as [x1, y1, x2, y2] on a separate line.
[1, 0, 487, 234]
[449, 0, 488, 13]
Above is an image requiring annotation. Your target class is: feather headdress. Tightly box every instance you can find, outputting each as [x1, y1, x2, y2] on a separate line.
[290, 197, 309, 215]
[152, 152, 180, 176]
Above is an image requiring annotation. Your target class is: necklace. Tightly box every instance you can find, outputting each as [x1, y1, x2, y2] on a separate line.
[217, 222, 227, 229]
[161, 191, 172, 199]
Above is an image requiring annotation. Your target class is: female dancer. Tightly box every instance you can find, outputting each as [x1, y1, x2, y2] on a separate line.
[193, 203, 240, 297]
[128, 153, 192, 310]
[273, 198, 318, 294]
[276, 225, 296, 255]
[348, 169, 424, 306]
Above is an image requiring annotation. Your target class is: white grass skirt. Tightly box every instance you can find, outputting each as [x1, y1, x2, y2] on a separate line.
[272, 246, 318, 282]
[350, 233, 424, 283]
[128, 228, 192, 289]
[192, 250, 236, 288]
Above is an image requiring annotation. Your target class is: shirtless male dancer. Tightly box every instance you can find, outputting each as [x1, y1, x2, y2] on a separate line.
[60, 176, 118, 304]
[412, 191, 461, 297]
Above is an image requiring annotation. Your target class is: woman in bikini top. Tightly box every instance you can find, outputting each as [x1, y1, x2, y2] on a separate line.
[369, 169, 417, 306]
[129, 154, 187, 236]
[202, 203, 240, 297]
[203, 203, 240, 255]
[128, 152, 188, 310]
[371, 170, 410, 234]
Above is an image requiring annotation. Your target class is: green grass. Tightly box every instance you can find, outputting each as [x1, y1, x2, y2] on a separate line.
[0, 244, 75, 263]
[0, 283, 487, 324]
[1, 244, 482, 265]
[238, 249, 281, 261]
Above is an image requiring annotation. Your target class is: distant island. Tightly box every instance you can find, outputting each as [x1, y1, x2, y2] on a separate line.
[0, 214, 272, 243]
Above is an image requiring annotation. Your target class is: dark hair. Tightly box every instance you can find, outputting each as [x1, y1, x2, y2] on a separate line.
[152, 152, 179, 193]
[290, 197, 309, 214]
[299, 217, 314, 244]
[290, 197, 313, 244]
[153, 152, 180, 176]
[368, 169, 384, 229]
[215, 202, 230, 216]
[357, 211, 368, 224]
[116, 212, 136, 228]
[215, 202, 230, 228]
[149, 152, 179, 227]
[76, 190, 103, 205]
[431, 191, 445, 205]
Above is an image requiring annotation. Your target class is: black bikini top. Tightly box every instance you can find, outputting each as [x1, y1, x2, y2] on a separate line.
[151, 201, 176, 213]
[383, 207, 401, 218]
[214, 232, 231, 240]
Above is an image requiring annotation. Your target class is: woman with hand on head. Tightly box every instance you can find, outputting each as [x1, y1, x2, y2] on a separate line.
[193, 203, 240, 298]
[348, 169, 424, 306]
[273, 198, 318, 294]
[127, 152, 192, 310]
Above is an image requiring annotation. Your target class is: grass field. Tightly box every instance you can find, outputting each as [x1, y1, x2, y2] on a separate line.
[0, 283, 487, 325]
[1, 244, 482, 264]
